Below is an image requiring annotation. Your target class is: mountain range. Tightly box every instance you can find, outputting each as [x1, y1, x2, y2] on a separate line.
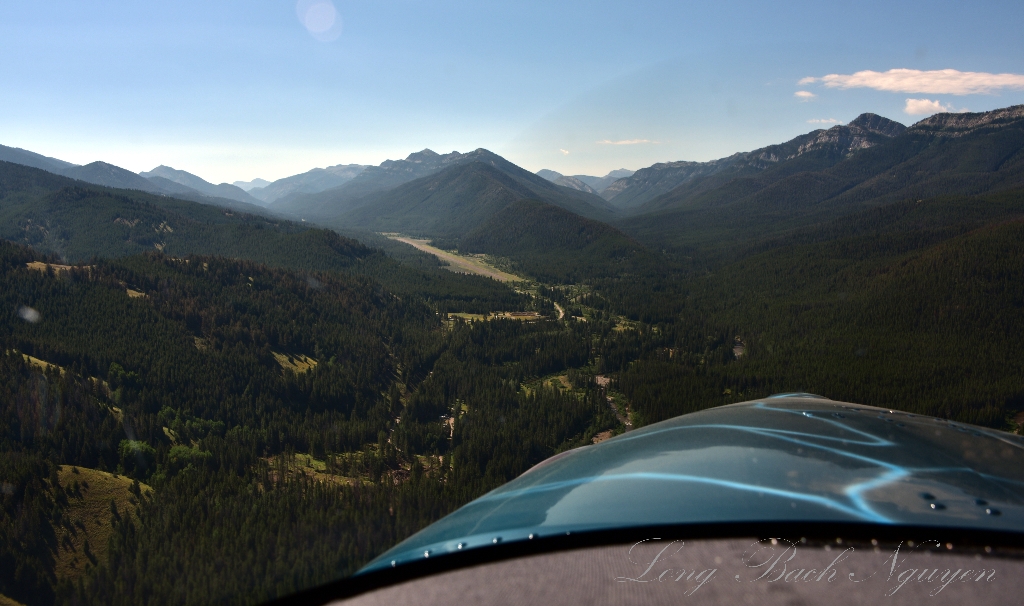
[139, 165, 262, 207]
[0, 147, 272, 215]
[2, 104, 1023, 266]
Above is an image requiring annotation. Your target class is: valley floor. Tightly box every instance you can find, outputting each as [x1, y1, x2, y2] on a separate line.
[385, 235, 521, 282]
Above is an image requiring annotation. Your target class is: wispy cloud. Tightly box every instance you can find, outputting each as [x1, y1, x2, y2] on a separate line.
[596, 139, 657, 145]
[903, 98, 967, 115]
[799, 69, 1024, 95]
[559, 149, 570, 155]
[794, 91, 816, 101]
[807, 118, 839, 124]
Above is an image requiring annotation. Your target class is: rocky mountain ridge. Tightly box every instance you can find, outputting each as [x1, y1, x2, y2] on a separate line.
[910, 104, 1024, 137]
[602, 113, 907, 209]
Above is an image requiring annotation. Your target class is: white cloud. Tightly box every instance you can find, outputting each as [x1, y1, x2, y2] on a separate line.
[794, 91, 816, 101]
[799, 69, 1024, 95]
[807, 118, 839, 124]
[595, 139, 657, 145]
[903, 98, 967, 115]
[559, 149, 570, 155]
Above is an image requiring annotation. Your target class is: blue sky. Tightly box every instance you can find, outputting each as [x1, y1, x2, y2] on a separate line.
[2, 0, 1023, 183]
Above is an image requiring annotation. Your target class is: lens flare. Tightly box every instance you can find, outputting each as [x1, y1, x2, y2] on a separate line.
[296, 0, 343, 42]
[18, 306, 40, 323]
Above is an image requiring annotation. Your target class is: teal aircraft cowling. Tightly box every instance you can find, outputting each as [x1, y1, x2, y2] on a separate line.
[360, 394, 1024, 573]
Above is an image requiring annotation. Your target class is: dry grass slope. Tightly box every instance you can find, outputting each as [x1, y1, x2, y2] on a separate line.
[53, 466, 153, 581]
[0, 593, 26, 606]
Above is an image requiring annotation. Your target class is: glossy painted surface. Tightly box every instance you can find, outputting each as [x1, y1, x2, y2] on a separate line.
[360, 395, 1024, 573]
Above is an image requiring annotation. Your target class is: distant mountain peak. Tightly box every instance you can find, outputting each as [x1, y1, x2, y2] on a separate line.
[406, 149, 439, 162]
[61, 161, 164, 194]
[139, 165, 200, 181]
[847, 113, 907, 138]
[790, 113, 906, 159]
[233, 178, 271, 191]
[604, 169, 634, 179]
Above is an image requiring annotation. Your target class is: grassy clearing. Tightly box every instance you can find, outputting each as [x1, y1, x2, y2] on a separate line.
[613, 318, 640, 332]
[272, 351, 318, 373]
[490, 311, 543, 320]
[264, 453, 356, 486]
[25, 261, 75, 274]
[447, 312, 487, 322]
[447, 311, 544, 324]
[54, 466, 153, 581]
[521, 373, 575, 397]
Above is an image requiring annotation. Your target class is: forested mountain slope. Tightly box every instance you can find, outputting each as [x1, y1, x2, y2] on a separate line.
[0, 146, 277, 215]
[0, 160, 357, 266]
[59, 162, 164, 194]
[0, 240, 614, 605]
[0, 160, 527, 314]
[0, 241, 434, 604]
[612, 186, 1024, 426]
[458, 199, 660, 283]
[0, 144, 78, 174]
